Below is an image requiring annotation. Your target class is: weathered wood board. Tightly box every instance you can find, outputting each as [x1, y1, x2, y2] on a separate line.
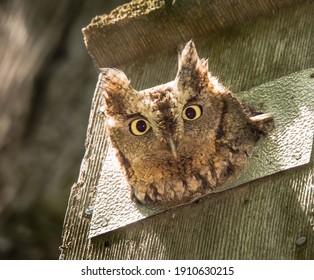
[89, 69, 314, 237]
[60, 0, 314, 259]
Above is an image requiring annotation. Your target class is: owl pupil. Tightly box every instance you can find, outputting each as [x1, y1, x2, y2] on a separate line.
[136, 120, 147, 132]
[185, 107, 196, 119]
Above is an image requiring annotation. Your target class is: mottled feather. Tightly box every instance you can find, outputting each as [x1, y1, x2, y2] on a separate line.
[100, 40, 272, 205]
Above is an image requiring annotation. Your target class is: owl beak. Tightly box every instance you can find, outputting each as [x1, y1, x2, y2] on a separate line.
[168, 137, 178, 159]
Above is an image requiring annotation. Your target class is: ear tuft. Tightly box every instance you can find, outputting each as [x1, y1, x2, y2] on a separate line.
[99, 68, 134, 118]
[99, 68, 130, 97]
[177, 40, 199, 71]
[175, 41, 209, 96]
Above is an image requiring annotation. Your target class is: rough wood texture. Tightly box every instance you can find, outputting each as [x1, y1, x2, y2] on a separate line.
[83, 0, 304, 68]
[60, 0, 314, 259]
[88, 68, 313, 238]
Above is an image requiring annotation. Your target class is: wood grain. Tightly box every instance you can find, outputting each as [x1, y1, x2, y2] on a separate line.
[60, 0, 314, 259]
[83, 0, 305, 68]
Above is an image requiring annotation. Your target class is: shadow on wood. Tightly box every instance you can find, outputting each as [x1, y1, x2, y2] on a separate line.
[60, 0, 314, 260]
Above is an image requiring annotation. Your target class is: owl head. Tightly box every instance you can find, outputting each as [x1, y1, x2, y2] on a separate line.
[100, 40, 262, 204]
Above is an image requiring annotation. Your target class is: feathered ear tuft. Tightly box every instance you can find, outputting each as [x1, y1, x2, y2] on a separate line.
[99, 68, 130, 98]
[177, 40, 199, 72]
[99, 68, 136, 118]
[175, 40, 209, 96]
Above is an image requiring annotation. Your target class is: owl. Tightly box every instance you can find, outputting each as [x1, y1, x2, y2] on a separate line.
[100, 40, 272, 205]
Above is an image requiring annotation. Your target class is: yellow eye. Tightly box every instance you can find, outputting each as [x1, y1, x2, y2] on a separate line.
[182, 105, 202, 121]
[130, 119, 151, 136]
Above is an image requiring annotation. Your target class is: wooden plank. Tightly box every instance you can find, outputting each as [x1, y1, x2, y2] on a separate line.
[88, 68, 313, 237]
[83, 0, 305, 68]
[90, 160, 314, 259]
[60, 0, 314, 259]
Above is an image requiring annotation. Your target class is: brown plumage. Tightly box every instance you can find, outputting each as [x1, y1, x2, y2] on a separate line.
[100, 40, 272, 205]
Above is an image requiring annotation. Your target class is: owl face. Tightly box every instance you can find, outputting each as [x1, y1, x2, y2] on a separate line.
[100, 41, 260, 204]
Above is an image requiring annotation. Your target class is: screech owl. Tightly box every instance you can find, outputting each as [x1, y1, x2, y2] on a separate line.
[100, 40, 272, 205]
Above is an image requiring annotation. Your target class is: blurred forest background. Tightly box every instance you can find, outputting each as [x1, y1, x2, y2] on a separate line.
[0, 0, 131, 259]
